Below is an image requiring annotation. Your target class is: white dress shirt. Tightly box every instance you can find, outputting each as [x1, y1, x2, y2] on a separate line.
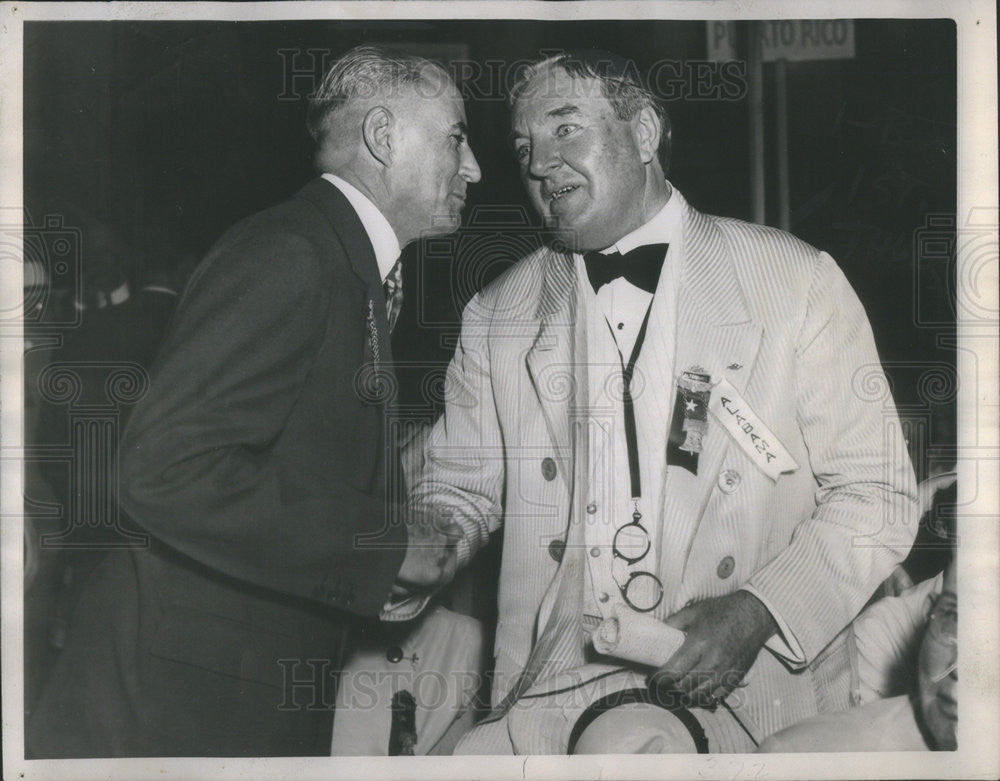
[321, 173, 401, 281]
[585, 189, 681, 359]
[576, 185, 802, 664]
[322, 173, 417, 622]
[577, 187, 684, 621]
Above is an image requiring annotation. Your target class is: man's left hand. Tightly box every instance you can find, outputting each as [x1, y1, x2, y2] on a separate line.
[648, 590, 778, 708]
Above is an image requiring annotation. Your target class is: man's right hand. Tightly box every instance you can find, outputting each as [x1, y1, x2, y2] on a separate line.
[393, 505, 463, 592]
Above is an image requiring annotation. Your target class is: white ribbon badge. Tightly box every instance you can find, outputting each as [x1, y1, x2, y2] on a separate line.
[708, 378, 799, 481]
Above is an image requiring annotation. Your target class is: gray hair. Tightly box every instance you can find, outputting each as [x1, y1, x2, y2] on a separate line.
[306, 45, 442, 145]
[508, 49, 672, 171]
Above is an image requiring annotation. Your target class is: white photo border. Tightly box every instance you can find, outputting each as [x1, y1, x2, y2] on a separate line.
[2, 2, 996, 779]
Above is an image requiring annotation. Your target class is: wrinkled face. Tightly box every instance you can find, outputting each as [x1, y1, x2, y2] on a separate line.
[389, 68, 481, 241]
[918, 583, 957, 750]
[510, 67, 651, 252]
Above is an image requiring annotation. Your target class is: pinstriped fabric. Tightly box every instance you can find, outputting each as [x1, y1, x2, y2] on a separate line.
[741, 247, 917, 661]
[453, 714, 514, 755]
[484, 536, 586, 721]
[653, 203, 763, 611]
[411, 188, 919, 743]
[409, 249, 562, 557]
[477, 267, 591, 724]
[409, 245, 583, 704]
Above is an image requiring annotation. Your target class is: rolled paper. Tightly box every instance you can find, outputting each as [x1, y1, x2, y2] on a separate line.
[592, 605, 686, 667]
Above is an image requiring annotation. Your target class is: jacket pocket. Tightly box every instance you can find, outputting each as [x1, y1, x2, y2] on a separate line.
[148, 606, 299, 691]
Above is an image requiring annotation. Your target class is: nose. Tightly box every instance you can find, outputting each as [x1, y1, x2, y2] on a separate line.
[528, 137, 560, 179]
[461, 145, 482, 184]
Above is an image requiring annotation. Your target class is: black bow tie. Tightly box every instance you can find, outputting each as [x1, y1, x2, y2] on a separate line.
[583, 243, 668, 294]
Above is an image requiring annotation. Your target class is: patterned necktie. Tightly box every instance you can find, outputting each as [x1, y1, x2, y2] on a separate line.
[583, 243, 668, 293]
[383, 258, 403, 334]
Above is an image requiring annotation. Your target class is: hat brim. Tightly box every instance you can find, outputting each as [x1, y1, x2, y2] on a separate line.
[507, 663, 756, 754]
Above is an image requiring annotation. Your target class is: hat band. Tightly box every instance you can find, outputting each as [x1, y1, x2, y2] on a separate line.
[567, 687, 710, 754]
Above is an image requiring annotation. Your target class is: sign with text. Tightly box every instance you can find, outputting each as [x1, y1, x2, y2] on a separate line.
[707, 20, 855, 62]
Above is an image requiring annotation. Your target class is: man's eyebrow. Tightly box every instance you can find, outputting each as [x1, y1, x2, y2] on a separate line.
[547, 104, 581, 118]
[507, 104, 581, 145]
[451, 121, 469, 135]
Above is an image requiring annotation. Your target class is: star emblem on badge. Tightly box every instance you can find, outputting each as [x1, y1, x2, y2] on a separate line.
[685, 399, 698, 412]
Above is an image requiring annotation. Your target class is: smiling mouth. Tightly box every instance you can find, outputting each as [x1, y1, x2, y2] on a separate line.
[548, 185, 579, 203]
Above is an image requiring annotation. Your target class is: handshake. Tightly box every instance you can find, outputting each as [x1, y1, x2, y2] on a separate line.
[392, 503, 465, 595]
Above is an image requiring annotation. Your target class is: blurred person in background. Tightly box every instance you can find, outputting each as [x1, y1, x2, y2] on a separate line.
[758, 559, 957, 752]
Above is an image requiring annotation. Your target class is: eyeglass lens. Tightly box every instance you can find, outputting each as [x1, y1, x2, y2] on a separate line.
[613, 520, 651, 564]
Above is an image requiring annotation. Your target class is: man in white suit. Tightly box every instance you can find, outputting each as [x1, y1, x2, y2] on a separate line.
[410, 50, 918, 753]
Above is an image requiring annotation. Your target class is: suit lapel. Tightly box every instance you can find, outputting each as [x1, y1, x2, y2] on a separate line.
[295, 178, 396, 372]
[657, 204, 763, 599]
[484, 252, 588, 719]
[525, 248, 578, 490]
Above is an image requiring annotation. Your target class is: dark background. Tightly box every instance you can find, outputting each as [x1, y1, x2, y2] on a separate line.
[24, 19, 957, 437]
[21, 17, 958, 717]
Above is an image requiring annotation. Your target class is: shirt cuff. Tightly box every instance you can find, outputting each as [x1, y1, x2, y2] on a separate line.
[454, 529, 476, 569]
[379, 590, 435, 622]
[740, 585, 806, 667]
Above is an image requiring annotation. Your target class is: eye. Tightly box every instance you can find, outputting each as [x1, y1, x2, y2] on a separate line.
[514, 143, 530, 162]
[451, 132, 467, 148]
[556, 123, 579, 138]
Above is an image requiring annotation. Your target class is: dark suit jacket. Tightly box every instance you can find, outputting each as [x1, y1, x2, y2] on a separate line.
[27, 178, 408, 757]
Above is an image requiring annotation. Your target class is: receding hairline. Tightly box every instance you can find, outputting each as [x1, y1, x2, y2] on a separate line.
[307, 47, 455, 146]
[339, 61, 454, 110]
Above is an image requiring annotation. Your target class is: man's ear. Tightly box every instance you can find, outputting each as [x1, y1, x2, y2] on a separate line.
[633, 106, 661, 165]
[362, 106, 394, 166]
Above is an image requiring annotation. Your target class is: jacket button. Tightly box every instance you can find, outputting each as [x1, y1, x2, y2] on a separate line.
[541, 457, 558, 481]
[590, 547, 601, 558]
[597, 592, 610, 603]
[717, 555, 735, 579]
[548, 538, 565, 563]
[718, 469, 741, 494]
[386, 645, 404, 663]
[586, 502, 598, 515]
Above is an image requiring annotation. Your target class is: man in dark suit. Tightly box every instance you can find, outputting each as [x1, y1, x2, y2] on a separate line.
[27, 45, 481, 758]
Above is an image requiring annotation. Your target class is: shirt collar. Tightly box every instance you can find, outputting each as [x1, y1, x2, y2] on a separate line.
[603, 181, 683, 256]
[321, 173, 402, 282]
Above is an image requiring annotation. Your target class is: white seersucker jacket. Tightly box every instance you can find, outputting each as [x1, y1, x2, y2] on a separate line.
[410, 188, 919, 740]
